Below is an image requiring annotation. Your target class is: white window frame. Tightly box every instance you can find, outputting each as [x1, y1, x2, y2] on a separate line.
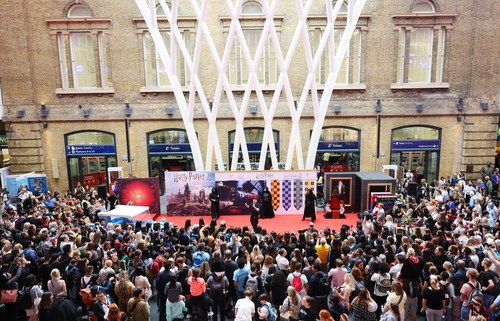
[391, 4, 456, 90]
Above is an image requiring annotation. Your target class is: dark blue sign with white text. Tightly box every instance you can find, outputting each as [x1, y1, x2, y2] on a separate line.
[392, 140, 440, 151]
[148, 144, 192, 154]
[317, 141, 360, 152]
[66, 145, 116, 156]
[229, 142, 279, 152]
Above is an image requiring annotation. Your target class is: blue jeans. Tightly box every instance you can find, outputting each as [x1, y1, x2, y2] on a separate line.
[461, 305, 470, 321]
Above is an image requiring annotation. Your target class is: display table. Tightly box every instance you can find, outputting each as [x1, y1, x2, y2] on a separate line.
[100, 205, 150, 223]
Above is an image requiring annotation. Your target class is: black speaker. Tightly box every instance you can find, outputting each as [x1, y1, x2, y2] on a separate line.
[97, 184, 107, 200]
[407, 182, 418, 196]
[466, 165, 474, 173]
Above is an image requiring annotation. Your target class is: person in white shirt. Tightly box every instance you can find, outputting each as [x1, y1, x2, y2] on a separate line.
[276, 248, 289, 272]
[389, 254, 405, 280]
[235, 288, 255, 321]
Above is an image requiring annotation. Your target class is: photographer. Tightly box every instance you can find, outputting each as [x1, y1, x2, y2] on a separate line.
[245, 198, 260, 231]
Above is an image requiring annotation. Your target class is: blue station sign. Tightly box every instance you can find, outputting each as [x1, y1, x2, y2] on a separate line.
[66, 145, 116, 156]
[317, 141, 360, 152]
[392, 139, 440, 151]
[229, 142, 279, 152]
[148, 143, 192, 154]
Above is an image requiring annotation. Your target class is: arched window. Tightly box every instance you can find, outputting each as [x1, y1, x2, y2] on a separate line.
[52, 3, 112, 92]
[65, 131, 117, 191]
[228, 1, 277, 86]
[317, 127, 360, 172]
[393, 0, 451, 89]
[412, 0, 436, 13]
[390, 126, 441, 182]
[242, 1, 263, 15]
[67, 3, 92, 17]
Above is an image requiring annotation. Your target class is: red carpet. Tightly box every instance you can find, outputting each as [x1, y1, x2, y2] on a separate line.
[134, 212, 359, 234]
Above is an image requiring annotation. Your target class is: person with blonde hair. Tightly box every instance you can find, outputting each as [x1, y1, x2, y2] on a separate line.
[383, 280, 407, 321]
[460, 268, 480, 321]
[421, 275, 446, 321]
[332, 273, 355, 307]
[47, 268, 67, 297]
[279, 286, 301, 321]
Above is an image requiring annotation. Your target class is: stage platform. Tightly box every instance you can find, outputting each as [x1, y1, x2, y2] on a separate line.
[134, 212, 359, 234]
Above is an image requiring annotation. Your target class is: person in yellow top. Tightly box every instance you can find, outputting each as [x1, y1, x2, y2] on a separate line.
[315, 235, 330, 272]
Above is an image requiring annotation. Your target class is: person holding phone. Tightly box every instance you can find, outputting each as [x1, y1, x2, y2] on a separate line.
[245, 198, 260, 231]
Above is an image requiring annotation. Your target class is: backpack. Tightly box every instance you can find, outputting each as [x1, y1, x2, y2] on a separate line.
[210, 275, 225, 295]
[193, 251, 204, 268]
[81, 288, 96, 308]
[376, 274, 392, 294]
[317, 272, 332, 296]
[291, 274, 303, 292]
[439, 281, 451, 306]
[262, 302, 278, 321]
[19, 286, 34, 310]
[466, 282, 483, 305]
[245, 275, 260, 298]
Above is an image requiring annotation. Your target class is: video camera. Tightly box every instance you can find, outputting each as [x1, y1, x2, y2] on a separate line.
[357, 211, 373, 220]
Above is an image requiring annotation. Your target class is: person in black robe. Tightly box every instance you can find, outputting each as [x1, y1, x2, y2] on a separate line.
[260, 187, 274, 219]
[302, 189, 317, 222]
[209, 187, 221, 219]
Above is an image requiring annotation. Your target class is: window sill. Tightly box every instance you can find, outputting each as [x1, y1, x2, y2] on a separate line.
[139, 86, 190, 94]
[390, 83, 450, 90]
[316, 84, 367, 91]
[230, 85, 277, 93]
[55, 88, 115, 96]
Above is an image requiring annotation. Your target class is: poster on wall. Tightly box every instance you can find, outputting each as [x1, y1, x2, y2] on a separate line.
[215, 171, 317, 215]
[117, 178, 161, 215]
[164, 170, 316, 216]
[165, 171, 216, 216]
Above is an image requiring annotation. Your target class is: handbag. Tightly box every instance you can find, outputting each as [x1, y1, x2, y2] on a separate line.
[0, 289, 18, 303]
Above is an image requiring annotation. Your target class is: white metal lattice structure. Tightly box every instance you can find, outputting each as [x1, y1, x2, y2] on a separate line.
[135, 0, 367, 171]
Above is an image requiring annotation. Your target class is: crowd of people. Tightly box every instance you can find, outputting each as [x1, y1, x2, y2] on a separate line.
[0, 168, 499, 321]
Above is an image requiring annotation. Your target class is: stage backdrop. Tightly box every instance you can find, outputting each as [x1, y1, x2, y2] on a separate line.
[165, 171, 316, 216]
[117, 178, 161, 215]
[165, 172, 216, 216]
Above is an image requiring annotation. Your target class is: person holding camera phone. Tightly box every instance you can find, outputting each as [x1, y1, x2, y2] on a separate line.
[245, 198, 260, 231]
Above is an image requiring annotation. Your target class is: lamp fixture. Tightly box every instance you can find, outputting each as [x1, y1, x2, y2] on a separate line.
[415, 103, 424, 112]
[374, 99, 382, 112]
[40, 104, 49, 117]
[332, 104, 341, 113]
[124, 103, 133, 116]
[165, 106, 175, 115]
[249, 105, 258, 114]
[83, 108, 91, 117]
[16, 109, 26, 118]
[480, 101, 489, 110]
[456, 98, 464, 111]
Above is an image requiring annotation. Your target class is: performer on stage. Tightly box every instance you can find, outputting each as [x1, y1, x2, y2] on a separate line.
[302, 189, 317, 222]
[245, 197, 260, 230]
[209, 187, 221, 219]
[260, 187, 275, 219]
